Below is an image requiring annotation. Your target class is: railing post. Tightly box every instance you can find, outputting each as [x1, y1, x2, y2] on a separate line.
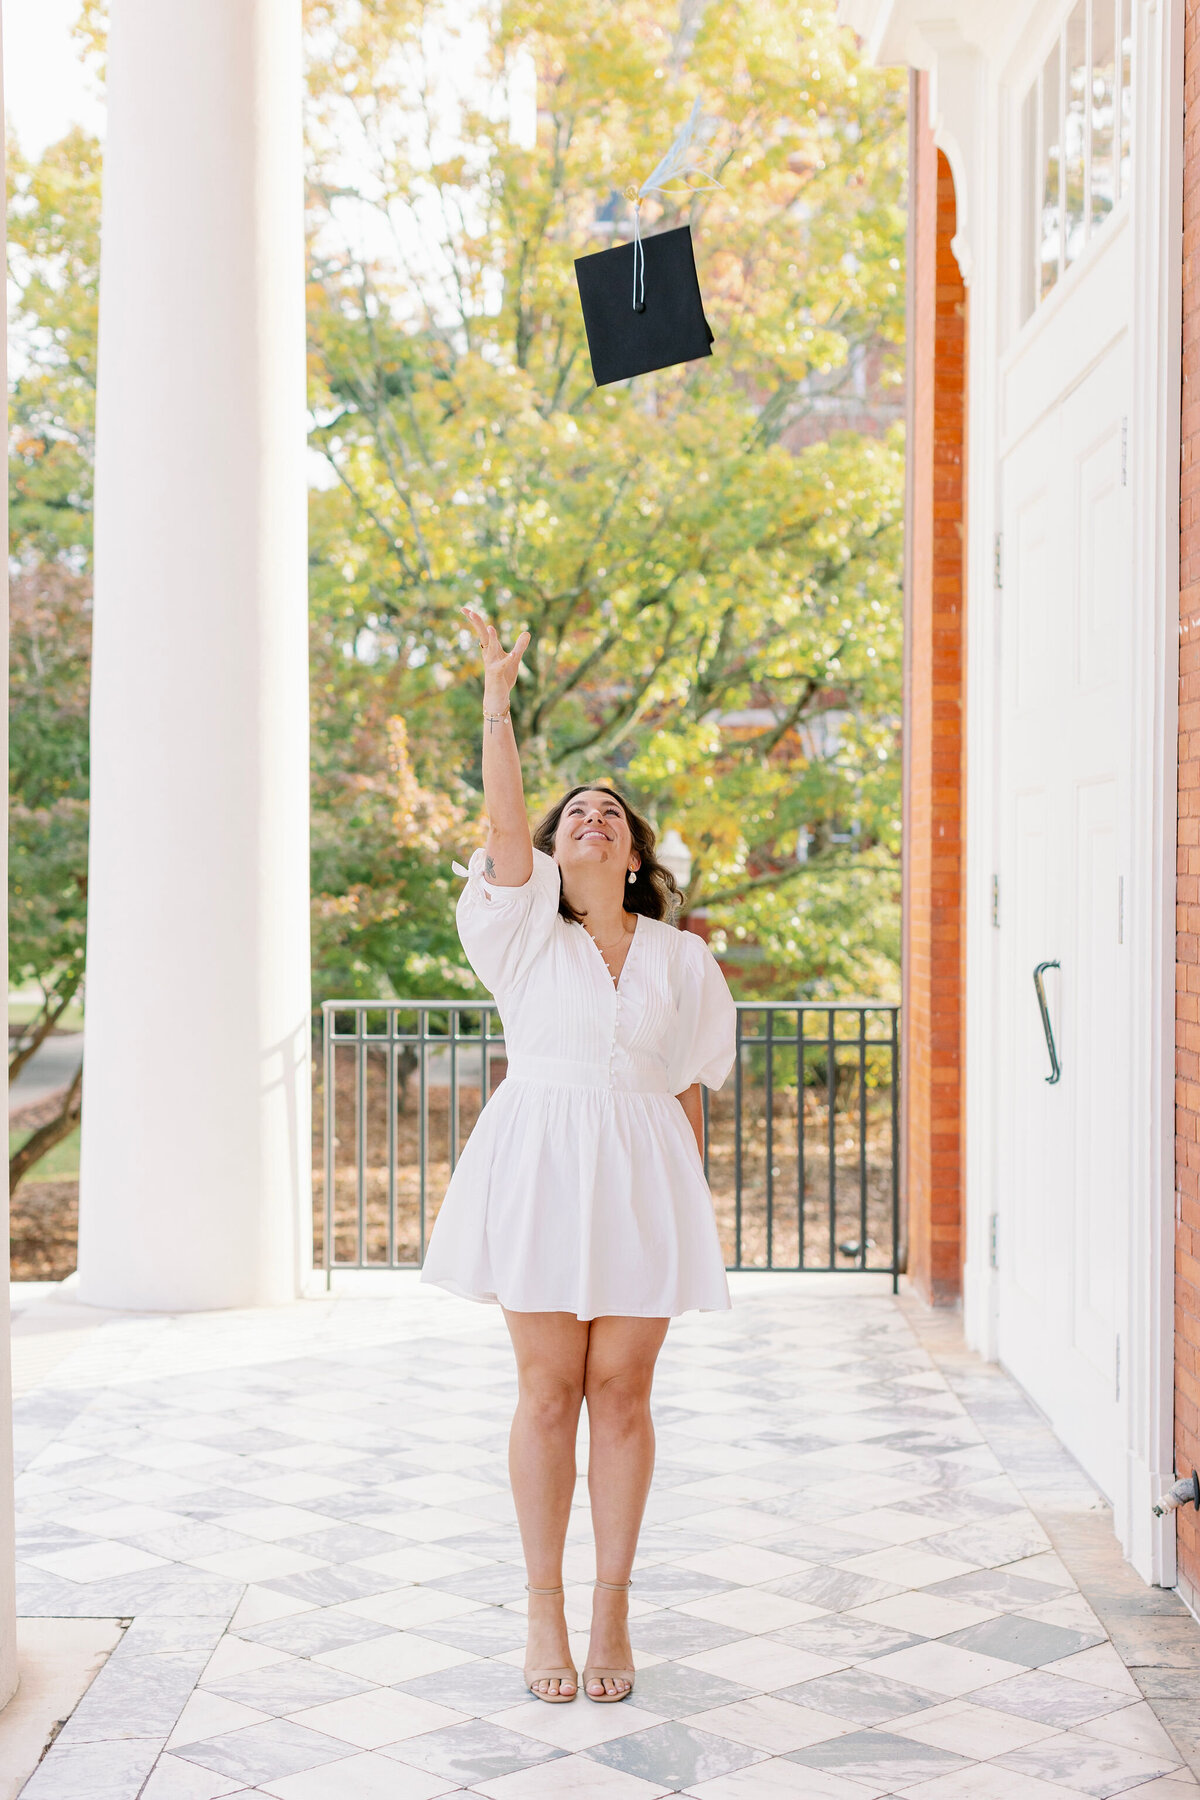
[702, 1083, 710, 1183]
[734, 1010, 744, 1269]
[765, 1008, 775, 1270]
[386, 1012, 397, 1268]
[418, 1007, 429, 1264]
[797, 1006, 807, 1272]
[323, 1003, 333, 1291]
[355, 1009, 367, 1266]
[449, 1012, 460, 1177]
[858, 1009, 868, 1270]
[826, 1009, 837, 1266]
[891, 1005, 901, 1293]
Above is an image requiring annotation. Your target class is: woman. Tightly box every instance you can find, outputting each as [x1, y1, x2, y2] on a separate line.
[421, 608, 737, 1704]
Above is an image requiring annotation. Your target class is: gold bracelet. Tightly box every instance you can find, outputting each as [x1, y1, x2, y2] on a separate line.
[483, 705, 511, 724]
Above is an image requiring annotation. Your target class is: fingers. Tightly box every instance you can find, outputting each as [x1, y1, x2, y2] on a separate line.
[460, 606, 495, 653]
[461, 607, 530, 667]
[504, 630, 531, 681]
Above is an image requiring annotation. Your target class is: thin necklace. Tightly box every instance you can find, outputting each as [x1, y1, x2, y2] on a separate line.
[588, 922, 634, 952]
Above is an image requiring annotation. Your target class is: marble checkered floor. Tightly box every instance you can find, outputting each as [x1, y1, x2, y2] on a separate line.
[9, 1274, 1200, 1799]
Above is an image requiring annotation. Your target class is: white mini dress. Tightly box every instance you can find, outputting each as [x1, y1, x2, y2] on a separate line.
[420, 846, 737, 1320]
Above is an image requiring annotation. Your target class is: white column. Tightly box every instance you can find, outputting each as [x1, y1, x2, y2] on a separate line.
[78, 0, 311, 1310]
[0, 12, 20, 1711]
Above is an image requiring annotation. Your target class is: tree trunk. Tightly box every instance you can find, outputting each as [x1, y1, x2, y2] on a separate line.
[9, 1063, 83, 1196]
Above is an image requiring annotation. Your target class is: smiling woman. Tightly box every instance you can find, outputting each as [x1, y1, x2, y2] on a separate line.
[419, 608, 737, 1707]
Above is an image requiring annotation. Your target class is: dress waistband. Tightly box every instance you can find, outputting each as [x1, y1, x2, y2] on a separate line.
[504, 1055, 672, 1095]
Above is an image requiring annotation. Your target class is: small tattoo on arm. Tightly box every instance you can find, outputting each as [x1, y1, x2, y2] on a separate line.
[484, 855, 497, 880]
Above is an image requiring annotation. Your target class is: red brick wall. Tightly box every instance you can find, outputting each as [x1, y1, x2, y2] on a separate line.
[1176, 0, 1200, 1609]
[904, 76, 967, 1306]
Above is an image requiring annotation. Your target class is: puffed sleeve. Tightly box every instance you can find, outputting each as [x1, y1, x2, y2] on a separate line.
[453, 846, 562, 996]
[668, 930, 737, 1093]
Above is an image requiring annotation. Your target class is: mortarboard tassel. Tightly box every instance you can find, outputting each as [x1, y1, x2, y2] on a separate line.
[626, 97, 723, 312]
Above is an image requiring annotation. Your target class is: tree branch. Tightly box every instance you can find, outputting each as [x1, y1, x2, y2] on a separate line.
[9, 968, 82, 1086]
[9, 1059, 82, 1195]
[700, 856, 899, 909]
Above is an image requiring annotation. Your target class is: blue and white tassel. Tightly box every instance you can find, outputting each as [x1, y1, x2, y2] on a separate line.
[624, 97, 723, 311]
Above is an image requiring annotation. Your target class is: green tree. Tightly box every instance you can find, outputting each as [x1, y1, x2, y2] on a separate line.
[8, 567, 90, 1190]
[7, 127, 100, 1188]
[8, 127, 99, 562]
[305, 0, 906, 1001]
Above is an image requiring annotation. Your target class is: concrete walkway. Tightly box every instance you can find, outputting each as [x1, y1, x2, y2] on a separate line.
[8, 1034, 83, 1122]
[5, 1274, 1200, 1798]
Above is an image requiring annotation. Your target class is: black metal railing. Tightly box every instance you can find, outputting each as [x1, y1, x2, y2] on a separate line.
[318, 1001, 900, 1288]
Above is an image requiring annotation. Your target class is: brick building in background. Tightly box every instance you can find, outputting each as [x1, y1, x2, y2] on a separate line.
[844, 0, 1195, 1613]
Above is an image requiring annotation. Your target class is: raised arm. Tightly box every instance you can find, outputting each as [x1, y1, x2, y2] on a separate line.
[462, 606, 533, 887]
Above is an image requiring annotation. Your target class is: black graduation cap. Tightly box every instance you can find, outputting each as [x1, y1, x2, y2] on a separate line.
[574, 224, 715, 387]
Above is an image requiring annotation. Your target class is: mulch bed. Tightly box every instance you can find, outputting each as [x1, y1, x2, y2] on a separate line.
[10, 1180, 79, 1282]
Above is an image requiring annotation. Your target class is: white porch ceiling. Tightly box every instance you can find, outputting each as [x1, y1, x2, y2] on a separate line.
[836, 0, 1019, 67]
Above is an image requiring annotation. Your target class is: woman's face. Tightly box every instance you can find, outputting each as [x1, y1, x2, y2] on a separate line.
[553, 790, 638, 878]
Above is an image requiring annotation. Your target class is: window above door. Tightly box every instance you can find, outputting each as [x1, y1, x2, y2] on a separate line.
[1020, 0, 1132, 323]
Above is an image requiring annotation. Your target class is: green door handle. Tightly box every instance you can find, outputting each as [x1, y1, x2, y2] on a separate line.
[1033, 960, 1061, 1085]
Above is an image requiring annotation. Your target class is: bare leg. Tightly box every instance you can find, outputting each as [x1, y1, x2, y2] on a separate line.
[503, 1308, 590, 1698]
[582, 1315, 670, 1697]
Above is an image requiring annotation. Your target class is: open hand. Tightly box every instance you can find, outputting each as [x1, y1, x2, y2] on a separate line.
[461, 607, 530, 704]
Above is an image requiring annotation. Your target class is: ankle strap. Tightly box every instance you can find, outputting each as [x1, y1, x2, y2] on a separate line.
[594, 1578, 633, 1590]
[525, 1582, 564, 1594]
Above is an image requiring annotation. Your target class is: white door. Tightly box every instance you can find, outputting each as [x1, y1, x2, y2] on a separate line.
[996, 338, 1131, 1500]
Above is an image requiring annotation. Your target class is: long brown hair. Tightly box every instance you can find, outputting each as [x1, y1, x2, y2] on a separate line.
[532, 784, 681, 925]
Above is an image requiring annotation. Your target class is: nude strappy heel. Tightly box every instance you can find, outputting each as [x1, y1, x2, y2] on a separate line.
[583, 1577, 635, 1702]
[523, 1583, 578, 1702]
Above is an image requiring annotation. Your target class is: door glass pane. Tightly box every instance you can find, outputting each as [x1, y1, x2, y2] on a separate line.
[1021, 78, 1039, 324]
[1041, 39, 1062, 298]
[1064, 1, 1087, 264]
[1090, 0, 1116, 226]
[1118, 0, 1132, 197]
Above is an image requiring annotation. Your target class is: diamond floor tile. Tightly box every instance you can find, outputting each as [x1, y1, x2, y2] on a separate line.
[584, 1719, 765, 1787]
[382, 1717, 565, 1783]
[942, 1611, 1101, 1668]
[171, 1718, 352, 1784]
[971, 1670, 1138, 1728]
[994, 1732, 1182, 1796]
[776, 1666, 941, 1725]
[787, 1725, 971, 1784]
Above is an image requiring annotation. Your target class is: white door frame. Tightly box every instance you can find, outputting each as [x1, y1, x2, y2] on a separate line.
[1120, 0, 1182, 1585]
[918, 0, 1182, 1584]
